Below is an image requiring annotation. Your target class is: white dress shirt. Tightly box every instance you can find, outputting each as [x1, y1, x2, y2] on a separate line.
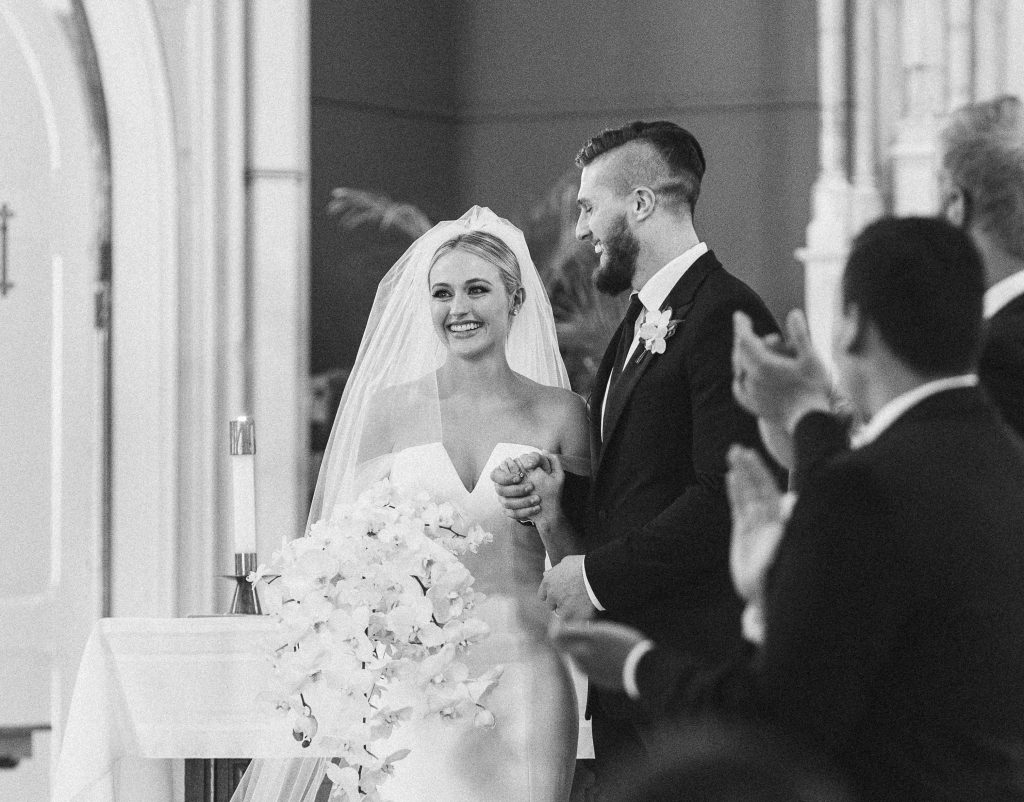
[585, 242, 709, 613]
[851, 374, 978, 448]
[984, 269, 1024, 320]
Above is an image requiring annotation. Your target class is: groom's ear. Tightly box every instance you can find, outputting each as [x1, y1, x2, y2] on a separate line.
[632, 186, 657, 222]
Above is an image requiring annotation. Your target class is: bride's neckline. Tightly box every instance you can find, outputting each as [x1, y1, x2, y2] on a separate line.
[400, 441, 540, 495]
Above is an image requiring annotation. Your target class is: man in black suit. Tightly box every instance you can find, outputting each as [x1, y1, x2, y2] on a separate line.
[554, 218, 1024, 800]
[940, 95, 1024, 438]
[496, 121, 779, 787]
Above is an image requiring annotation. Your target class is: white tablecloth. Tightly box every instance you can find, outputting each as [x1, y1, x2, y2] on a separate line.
[53, 617, 335, 802]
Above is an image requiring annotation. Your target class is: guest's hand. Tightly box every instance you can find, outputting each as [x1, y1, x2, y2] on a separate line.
[539, 555, 595, 621]
[727, 444, 786, 603]
[733, 309, 833, 436]
[491, 452, 545, 520]
[549, 618, 647, 692]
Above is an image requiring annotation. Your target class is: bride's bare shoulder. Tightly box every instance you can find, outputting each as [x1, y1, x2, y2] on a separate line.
[515, 376, 587, 424]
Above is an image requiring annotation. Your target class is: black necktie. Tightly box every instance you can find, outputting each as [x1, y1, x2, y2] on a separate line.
[609, 294, 644, 389]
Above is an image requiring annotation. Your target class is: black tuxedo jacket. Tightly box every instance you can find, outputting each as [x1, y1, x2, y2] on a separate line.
[585, 250, 779, 662]
[636, 388, 1024, 801]
[981, 293, 1024, 440]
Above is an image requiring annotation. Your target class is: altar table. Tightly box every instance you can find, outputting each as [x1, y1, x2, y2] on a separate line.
[53, 617, 336, 802]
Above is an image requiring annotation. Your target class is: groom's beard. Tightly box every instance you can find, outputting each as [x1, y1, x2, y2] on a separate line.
[594, 215, 640, 295]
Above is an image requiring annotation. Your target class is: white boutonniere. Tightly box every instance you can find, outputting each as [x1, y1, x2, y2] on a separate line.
[635, 307, 682, 364]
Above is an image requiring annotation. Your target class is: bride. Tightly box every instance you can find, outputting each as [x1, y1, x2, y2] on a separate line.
[234, 206, 589, 802]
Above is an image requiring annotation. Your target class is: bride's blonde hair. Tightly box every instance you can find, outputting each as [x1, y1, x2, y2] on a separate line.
[429, 230, 523, 296]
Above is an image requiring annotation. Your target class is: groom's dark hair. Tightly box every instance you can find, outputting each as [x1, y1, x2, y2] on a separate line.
[842, 216, 984, 375]
[575, 121, 706, 213]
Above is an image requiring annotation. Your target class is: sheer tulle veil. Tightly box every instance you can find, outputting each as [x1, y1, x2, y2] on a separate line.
[307, 205, 570, 529]
[232, 206, 572, 802]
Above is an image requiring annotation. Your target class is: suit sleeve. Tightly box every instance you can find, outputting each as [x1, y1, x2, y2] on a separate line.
[635, 459, 913, 756]
[790, 411, 852, 492]
[583, 295, 780, 612]
[980, 326, 1024, 441]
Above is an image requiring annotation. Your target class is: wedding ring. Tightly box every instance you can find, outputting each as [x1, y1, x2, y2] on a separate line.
[514, 471, 525, 482]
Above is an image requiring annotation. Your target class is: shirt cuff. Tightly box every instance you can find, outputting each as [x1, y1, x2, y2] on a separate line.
[622, 639, 655, 700]
[741, 601, 766, 645]
[581, 558, 605, 612]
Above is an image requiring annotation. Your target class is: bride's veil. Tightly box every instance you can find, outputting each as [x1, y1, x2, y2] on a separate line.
[308, 204, 570, 528]
[233, 206, 572, 802]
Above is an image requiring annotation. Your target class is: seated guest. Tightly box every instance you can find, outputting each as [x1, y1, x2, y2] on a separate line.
[553, 217, 1024, 801]
[940, 95, 1024, 438]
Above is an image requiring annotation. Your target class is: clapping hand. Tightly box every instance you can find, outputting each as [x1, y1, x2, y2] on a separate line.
[726, 444, 786, 604]
[733, 309, 833, 467]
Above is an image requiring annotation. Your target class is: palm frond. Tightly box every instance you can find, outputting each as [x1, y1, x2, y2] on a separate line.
[327, 188, 432, 239]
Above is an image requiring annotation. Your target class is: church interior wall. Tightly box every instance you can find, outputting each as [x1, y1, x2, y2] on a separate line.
[310, 0, 819, 379]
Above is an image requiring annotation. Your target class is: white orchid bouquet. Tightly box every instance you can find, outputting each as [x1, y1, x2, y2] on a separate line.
[253, 479, 501, 802]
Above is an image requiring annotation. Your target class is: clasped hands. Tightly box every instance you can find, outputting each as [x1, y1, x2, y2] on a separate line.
[490, 452, 595, 621]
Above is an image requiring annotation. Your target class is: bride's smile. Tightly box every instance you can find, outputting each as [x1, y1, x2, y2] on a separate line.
[429, 250, 520, 354]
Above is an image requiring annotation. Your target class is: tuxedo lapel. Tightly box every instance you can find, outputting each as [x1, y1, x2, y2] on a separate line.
[589, 313, 631, 460]
[598, 252, 720, 464]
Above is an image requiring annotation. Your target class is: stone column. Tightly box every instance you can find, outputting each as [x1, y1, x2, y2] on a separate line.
[889, 0, 944, 215]
[947, 0, 974, 110]
[974, 0, 1006, 99]
[852, 0, 884, 231]
[798, 0, 851, 357]
[247, 0, 311, 553]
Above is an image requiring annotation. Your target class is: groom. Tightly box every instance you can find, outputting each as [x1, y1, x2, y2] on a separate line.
[497, 121, 779, 786]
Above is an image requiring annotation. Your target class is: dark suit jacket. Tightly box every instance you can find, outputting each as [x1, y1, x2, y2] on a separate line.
[981, 292, 1024, 439]
[585, 250, 779, 697]
[636, 388, 1024, 801]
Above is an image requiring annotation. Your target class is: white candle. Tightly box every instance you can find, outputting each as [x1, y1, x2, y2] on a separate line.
[230, 417, 257, 554]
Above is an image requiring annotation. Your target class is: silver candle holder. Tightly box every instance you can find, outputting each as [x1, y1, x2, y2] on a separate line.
[224, 552, 262, 615]
[226, 417, 262, 614]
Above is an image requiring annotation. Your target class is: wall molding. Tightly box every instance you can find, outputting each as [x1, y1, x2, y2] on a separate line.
[312, 91, 817, 126]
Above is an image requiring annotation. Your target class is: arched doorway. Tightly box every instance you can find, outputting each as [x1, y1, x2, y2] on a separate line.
[0, 0, 111, 796]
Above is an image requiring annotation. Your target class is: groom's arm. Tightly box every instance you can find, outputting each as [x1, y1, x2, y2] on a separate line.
[584, 296, 781, 613]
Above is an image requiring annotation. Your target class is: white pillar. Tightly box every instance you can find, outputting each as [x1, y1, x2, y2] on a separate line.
[173, 0, 252, 616]
[852, 0, 884, 231]
[798, 0, 851, 358]
[248, 0, 311, 553]
[889, 0, 943, 215]
[974, 0, 1007, 99]
[947, 0, 974, 110]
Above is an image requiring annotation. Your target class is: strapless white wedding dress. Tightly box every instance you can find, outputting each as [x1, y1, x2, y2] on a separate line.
[380, 442, 578, 801]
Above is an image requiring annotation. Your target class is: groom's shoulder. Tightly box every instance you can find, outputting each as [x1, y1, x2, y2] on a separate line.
[690, 254, 777, 330]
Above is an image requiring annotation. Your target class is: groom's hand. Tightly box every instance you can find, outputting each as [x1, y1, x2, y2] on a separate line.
[539, 555, 595, 621]
[491, 452, 548, 520]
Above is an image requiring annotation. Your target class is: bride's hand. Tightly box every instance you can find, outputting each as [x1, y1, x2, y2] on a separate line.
[492, 453, 546, 520]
